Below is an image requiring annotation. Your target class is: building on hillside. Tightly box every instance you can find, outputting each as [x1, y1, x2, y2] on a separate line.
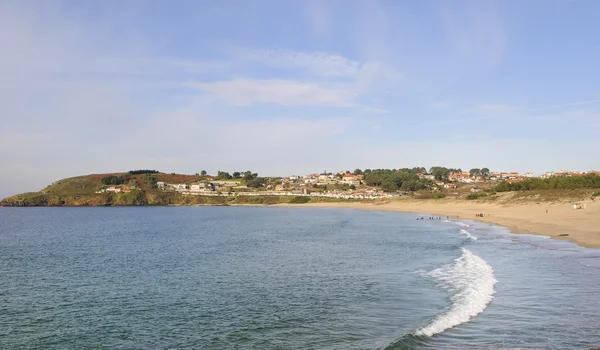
[342, 173, 360, 185]
[508, 172, 520, 179]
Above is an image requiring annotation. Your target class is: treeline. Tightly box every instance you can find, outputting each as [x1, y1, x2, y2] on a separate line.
[216, 170, 266, 188]
[101, 174, 129, 185]
[101, 171, 158, 187]
[128, 169, 159, 175]
[495, 174, 600, 191]
[364, 169, 434, 192]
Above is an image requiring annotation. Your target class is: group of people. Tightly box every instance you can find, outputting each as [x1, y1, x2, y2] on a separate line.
[475, 213, 484, 217]
[417, 216, 450, 220]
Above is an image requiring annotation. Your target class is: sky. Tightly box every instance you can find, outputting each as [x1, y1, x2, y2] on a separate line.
[1, 0, 599, 197]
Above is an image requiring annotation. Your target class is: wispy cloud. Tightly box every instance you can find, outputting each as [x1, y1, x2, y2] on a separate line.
[182, 78, 358, 107]
[531, 98, 600, 111]
[232, 47, 359, 77]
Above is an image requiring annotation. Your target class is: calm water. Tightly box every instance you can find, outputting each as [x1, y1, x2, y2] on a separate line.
[1, 207, 599, 349]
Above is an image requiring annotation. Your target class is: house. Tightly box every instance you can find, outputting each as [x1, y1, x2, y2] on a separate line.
[275, 183, 285, 191]
[342, 173, 360, 185]
[419, 174, 435, 180]
[505, 179, 523, 184]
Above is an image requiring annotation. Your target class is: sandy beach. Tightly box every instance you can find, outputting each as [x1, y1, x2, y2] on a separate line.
[278, 198, 600, 249]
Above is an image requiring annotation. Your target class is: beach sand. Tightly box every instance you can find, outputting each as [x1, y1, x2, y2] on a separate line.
[278, 198, 600, 249]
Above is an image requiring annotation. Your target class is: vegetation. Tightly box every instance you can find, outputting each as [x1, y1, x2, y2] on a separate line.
[364, 169, 434, 192]
[466, 192, 488, 200]
[141, 173, 157, 188]
[246, 177, 266, 188]
[428, 166, 461, 181]
[592, 191, 600, 197]
[128, 169, 159, 175]
[101, 174, 129, 185]
[432, 193, 446, 199]
[469, 168, 481, 177]
[495, 174, 600, 192]
[289, 196, 311, 204]
[217, 171, 232, 180]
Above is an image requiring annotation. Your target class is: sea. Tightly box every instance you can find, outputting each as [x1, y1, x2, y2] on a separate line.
[1, 206, 599, 349]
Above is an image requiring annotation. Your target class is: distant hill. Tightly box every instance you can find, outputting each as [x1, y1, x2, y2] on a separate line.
[0, 171, 366, 207]
[0, 172, 212, 206]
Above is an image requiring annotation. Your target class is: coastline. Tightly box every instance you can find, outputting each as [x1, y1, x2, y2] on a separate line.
[3, 197, 599, 249]
[275, 199, 600, 249]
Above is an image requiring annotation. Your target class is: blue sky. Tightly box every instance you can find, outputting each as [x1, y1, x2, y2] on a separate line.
[1, 0, 599, 197]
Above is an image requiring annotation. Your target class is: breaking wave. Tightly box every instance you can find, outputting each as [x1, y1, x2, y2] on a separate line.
[414, 248, 497, 337]
[459, 229, 478, 240]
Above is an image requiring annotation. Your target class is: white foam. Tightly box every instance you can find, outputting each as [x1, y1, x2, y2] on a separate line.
[459, 229, 478, 240]
[455, 222, 470, 228]
[415, 248, 497, 337]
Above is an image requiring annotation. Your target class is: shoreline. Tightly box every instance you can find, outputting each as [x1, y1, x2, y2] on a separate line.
[3, 198, 599, 249]
[275, 199, 600, 249]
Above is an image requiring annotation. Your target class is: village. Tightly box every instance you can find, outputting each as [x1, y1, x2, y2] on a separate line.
[94, 168, 600, 199]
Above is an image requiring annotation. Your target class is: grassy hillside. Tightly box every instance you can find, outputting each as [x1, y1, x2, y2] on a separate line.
[0, 172, 377, 207]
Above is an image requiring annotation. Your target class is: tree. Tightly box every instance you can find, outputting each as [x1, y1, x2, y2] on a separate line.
[243, 171, 253, 181]
[349, 185, 356, 190]
[429, 167, 450, 181]
[481, 168, 490, 177]
[353, 168, 362, 175]
[200, 170, 207, 176]
[217, 171, 232, 180]
[232, 172, 241, 178]
[142, 173, 157, 188]
[246, 178, 266, 188]
[101, 175, 120, 185]
[469, 168, 481, 177]
[381, 179, 398, 192]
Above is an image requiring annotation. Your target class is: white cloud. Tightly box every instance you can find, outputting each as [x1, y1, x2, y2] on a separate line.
[183, 79, 358, 107]
[234, 48, 359, 77]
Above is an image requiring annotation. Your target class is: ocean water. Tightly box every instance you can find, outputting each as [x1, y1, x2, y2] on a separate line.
[0, 207, 599, 349]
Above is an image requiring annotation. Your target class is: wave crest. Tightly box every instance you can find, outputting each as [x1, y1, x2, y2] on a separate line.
[459, 229, 478, 240]
[415, 248, 497, 337]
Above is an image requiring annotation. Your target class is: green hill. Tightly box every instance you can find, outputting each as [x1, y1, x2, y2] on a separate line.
[1, 172, 209, 206]
[0, 171, 372, 207]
